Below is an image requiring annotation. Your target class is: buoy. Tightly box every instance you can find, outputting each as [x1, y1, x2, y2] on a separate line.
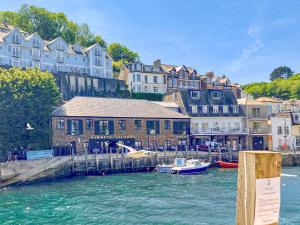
[102, 172, 105, 176]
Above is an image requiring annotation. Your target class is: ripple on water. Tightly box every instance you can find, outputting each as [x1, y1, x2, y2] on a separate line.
[0, 168, 299, 225]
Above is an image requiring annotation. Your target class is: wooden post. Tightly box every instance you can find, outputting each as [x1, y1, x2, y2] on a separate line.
[208, 148, 212, 162]
[110, 147, 113, 170]
[236, 151, 282, 225]
[218, 148, 222, 160]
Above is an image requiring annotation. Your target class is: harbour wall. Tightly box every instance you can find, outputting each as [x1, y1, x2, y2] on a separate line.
[0, 152, 299, 186]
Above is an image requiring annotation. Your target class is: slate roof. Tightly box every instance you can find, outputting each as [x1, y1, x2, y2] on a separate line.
[178, 89, 246, 117]
[52, 97, 189, 119]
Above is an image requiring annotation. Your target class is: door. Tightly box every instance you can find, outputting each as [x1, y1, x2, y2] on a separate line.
[252, 137, 264, 150]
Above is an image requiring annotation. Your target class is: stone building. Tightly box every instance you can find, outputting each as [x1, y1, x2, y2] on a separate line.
[164, 89, 248, 150]
[51, 97, 190, 155]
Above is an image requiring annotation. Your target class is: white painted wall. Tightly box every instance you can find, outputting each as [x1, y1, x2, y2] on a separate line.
[271, 116, 292, 150]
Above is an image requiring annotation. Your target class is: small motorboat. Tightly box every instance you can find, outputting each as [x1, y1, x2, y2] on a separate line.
[172, 159, 210, 175]
[155, 158, 187, 173]
[216, 160, 238, 168]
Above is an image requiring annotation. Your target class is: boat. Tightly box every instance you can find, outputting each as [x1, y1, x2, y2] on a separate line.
[172, 159, 210, 175]
[216, 160, 238, 168]
[155, 158, 187, 173]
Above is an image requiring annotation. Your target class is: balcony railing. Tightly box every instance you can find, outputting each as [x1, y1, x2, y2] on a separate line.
[191, 127, 249, 135]
[249, 128, 270, 134]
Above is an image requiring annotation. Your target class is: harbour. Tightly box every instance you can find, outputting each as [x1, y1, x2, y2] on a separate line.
[0, 167, 299, 225]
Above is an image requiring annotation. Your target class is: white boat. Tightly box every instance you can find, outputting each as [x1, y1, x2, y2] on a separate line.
[155, 158, 187, 173]
[172, 159, 210, 175]
[116, 143, 157, 159]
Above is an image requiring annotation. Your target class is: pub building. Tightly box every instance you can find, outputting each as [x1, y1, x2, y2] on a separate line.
[51, 97, 190, 155]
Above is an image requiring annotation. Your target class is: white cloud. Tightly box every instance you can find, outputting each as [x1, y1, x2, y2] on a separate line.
[228, 23, 263, 73]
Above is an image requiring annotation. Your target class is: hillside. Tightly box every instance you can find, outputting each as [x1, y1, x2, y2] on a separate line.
[243, 73, 300, 100]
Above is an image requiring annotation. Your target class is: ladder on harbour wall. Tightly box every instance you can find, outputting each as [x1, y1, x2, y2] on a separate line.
[0, 156, 73, 188]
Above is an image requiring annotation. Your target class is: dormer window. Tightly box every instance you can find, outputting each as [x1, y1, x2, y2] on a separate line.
[95, 48, 101, 56]
[12, 34, 21, 44]
[144, 66, 152, 72]
[232, 105, 239, 114]
[213, 105, 219, 114]
[33, 38, 40, 48]
[223, 105, 229, 114]
[191, 105, 198, 114]
[212, 91, 221, 99]
[191, 90, 200, 98]
[202, 105, 208, 113]
[136, 63, 142, 71]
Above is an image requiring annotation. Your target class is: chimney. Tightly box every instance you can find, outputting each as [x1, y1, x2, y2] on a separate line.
[153, 59, 161, 67]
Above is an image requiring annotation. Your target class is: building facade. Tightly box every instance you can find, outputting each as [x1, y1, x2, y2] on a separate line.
[164, 89, 248, 150]
[238, 98, 270, 150]
[0, 24, 113, 78]
[271, 112, 292, 151]
[51, 97, 190, 155]
[119, 60, 167, 94]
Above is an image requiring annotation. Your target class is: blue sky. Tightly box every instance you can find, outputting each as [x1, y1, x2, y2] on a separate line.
[1, 0, 300, 84]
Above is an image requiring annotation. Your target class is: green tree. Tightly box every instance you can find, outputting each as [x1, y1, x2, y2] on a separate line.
[270, 66, 294, 81]
[108, 43, 140, 72]
[0, 68, 60, 161]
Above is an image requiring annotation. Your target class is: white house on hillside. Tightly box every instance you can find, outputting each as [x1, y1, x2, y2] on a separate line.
[0, 24, 113, 78]
[271, 112, 292, 151]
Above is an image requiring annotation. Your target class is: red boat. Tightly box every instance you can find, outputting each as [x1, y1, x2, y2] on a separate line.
[216, 160, 238, 168]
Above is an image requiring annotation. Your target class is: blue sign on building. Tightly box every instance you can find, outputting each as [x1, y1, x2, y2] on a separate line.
[26, 150, 54, 160]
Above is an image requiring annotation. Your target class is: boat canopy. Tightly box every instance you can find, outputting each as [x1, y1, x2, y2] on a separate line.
[174, 158, 187, 166]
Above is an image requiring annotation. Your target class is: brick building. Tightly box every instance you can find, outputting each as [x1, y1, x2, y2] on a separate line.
[51, 97, 190, 154]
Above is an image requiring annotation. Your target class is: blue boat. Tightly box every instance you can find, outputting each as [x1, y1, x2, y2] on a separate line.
[155, 158, 187, 173]
[172, 159, 210, 175]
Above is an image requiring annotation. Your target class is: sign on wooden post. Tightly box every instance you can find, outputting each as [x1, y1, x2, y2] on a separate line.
[236, 151, 282, 225]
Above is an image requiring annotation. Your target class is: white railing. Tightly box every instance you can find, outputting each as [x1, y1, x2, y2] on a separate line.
[191, 127, 249, 135]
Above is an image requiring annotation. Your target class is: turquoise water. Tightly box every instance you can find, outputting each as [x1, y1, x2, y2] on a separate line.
[0, 168, 299, 225]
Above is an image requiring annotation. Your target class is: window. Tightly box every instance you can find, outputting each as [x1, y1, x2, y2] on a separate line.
[137, 85, 142, 92]
[232, 105, 239, 113]
[212, 91, 221, 99]
[164, 120, 171, 130]
[136, 63, 142, 71]
[191, 105, 198, 114]
[94, 48, 101, 56]
[296, 137, 300, 147]
[213, 105, 219, 114]
[134, 120, 142, 130]
[95, 57, 102, 66]
[136, 74, 141, 82]
[94, 120, 114, 135]
[277, 126, 282, 135]
[213, 122, 219, 131]
[151, 140, 158, 150]
[253, 122, 261, 132]
[12, 45, 20, 57]
[252, 108, 261, 117]
[202, 122, 208, 131]
[144, 86, 148, 92]
[284, 126, 289, 135]
[67, 120, 83, 136]
[202, 105, 208, 113]
[31, 48, 41, 60]
[12, 34, 21, 44]
[153, 87, 158, 93]
[173, 121, 188, 135]
[144, 75, 148, 83]
[165, 140, 171, 149]
[118, 120, 126, 130]
[56, 51, 64, 62]
[191, 91, 200, 98]
[146, 120, 160, 134]
[153, 76, 158, 83]
[295, 114, 299, 122]
[32, 38, 40, 48]
[86, 119, 93, 130]
[132, 74, 136, 82]
[223, 105, 229, 114]
[56, 119, 65, 130]
[11, 58, 20, 67]
[57, 64, 63, 72]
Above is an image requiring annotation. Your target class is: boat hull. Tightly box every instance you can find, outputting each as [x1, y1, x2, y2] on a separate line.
[216, 161, 238, 168]
[172, 165, 209, 175]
